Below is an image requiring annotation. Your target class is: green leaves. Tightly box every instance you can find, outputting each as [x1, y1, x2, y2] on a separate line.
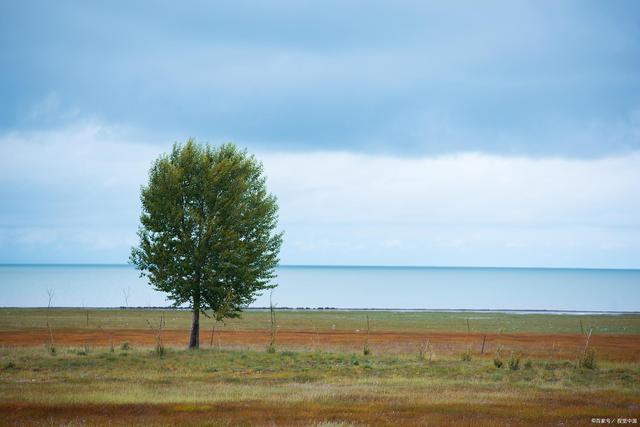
[130, 139, 283, 317]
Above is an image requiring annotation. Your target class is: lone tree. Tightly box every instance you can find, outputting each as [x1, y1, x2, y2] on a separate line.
[130, 139, 283, 348]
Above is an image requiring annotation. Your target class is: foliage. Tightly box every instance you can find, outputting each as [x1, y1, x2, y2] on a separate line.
[494, 345, 504, 368]
[155, 343, 166, 357]
[130, 140, 283, 347]
[508, 353, 520, 371]
[363, 344, 371, 356]
[460, 348, 472, 362]
[1, 361, 16, 371]
[493, 356, 503, 368]
[580, 348, 597, 370]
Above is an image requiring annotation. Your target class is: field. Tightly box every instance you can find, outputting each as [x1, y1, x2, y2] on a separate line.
[1, 309, 639, 426]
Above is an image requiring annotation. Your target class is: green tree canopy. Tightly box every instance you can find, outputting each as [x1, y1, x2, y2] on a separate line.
[130, 139, 283, 348]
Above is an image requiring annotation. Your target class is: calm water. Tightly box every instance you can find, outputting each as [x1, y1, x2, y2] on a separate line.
[0, 265, 638, 311]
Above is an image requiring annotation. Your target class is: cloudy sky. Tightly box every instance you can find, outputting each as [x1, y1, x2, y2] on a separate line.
[1, 0, 639, 268]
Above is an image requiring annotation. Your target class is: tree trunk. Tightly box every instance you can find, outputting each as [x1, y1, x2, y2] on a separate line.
[189, 304, 200, 349]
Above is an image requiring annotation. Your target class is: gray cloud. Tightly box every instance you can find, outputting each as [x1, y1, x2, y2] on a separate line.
[2, 0, 639, 155]
[1, 122, 639, 267]
[2, 1, 640, 266]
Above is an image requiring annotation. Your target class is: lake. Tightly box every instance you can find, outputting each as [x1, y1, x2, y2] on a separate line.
[0, 264, 638, 311]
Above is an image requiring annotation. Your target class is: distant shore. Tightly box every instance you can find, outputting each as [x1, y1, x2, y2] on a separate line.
[1, 306, 639, 315]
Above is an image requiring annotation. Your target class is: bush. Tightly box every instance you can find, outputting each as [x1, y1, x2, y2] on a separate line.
[155, 342, 165, 357]
[363, 344, 371, 356]
[120, 341, 130, 351]
[580, 348, 597, 370]
[2, 362, 16, 371]
[508, 353, 520, 371]
[418, 341, 431, 361]
[266, 343, 276, 354]
[493, 345, 504, 368]
[460, 348, 472, 362]
[524, 359, 533, 369]
[493, 357, 503, 368]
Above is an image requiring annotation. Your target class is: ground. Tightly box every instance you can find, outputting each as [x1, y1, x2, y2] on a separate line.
[0, 309, 639, 426]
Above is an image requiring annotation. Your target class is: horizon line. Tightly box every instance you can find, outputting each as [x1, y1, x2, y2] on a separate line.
[1, 306, 639, 314]
[0, 263, 639, 272]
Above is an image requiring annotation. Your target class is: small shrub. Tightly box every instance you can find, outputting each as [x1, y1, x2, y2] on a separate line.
[363, 343, 370, 356]
[418, 341, 431, 361]
[508, 353, 520, 371]
[155, 342, 165, 357]
[2, 362, 16, 371]
[580, 348, 597, 370]
[47, 345, 56, 355]
[363, 315, 371, 356]
[493, 345, 504, 368]
[460, 348, 472, 362]
[493, 357, 503, 368]
[120, 341, 130, 351]
[524, 359, 533, 370]
[266, 343, 276, 354]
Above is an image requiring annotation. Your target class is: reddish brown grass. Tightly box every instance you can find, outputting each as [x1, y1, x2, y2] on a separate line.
[1, 328, 638, 361]
[1, 393, 638, 427]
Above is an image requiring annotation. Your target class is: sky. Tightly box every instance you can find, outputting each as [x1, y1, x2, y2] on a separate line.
[1, 0, 639, 268]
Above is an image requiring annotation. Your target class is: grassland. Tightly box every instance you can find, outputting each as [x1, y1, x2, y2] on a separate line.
[2, 308, 639, 334]
[1, 309, 639, 426]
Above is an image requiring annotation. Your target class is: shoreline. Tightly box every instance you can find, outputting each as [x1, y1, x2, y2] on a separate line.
[1, 306, 639, 315]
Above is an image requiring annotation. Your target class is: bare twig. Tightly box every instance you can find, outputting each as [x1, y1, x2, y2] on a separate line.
[122, 287, 131, 308]
[583, 328, 593, 353]
[207, 291, 234, 350]
[46, 288, 55, 309]
[363, 315, 371, 355]
[313, 324, 320, 350]
[268, 291, 277, 353]
[97, 323, 115, 352]
[44, 289, 56, 354]
[146, 316, 164, 356]
[209, 322, 216, 348]
[419, 339, 432, 362]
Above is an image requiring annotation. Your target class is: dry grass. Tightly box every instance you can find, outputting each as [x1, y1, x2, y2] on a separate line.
[0, 309, 639, 425]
